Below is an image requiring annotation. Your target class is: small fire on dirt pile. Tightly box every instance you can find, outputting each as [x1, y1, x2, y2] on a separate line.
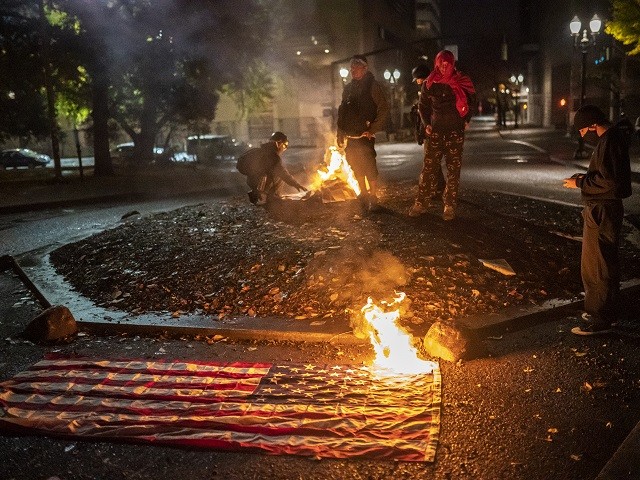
[308, 146, 360, 201]
[359, 292, 437, 375]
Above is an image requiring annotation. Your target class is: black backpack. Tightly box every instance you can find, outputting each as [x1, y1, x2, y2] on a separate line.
[236, 147, 265, 176]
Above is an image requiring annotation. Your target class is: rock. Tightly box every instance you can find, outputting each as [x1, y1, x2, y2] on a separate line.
[23, 305, 77, 342]
[423, 321, 469, 363]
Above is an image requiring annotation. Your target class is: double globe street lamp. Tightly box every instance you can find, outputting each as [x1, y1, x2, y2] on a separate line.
[509, 74, 524, 128]
[383, 68, 402, 134]
[569, 14, 602, 158]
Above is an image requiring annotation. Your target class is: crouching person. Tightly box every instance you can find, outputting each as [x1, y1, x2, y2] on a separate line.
[236, 131, 307, 205]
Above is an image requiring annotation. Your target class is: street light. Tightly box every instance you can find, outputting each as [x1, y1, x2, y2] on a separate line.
[383, 69, 401, 134]
[509, 73, 524, 128]
[570, 14, 602, 158]
[339, 67, 349, 85]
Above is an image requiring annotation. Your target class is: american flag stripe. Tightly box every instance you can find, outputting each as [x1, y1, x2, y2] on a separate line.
[1, 395, 434, 437]
[7, 372, 262, 393]
[0, 357, 440, 462]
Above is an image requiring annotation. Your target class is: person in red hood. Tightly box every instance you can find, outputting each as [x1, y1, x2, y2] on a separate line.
[408, 49, 476, 220]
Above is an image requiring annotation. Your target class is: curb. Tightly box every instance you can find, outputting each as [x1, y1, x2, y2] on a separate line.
[596, 421, 640, 479]
[78, 314, 366, 345]
[0, 185, 243, 215]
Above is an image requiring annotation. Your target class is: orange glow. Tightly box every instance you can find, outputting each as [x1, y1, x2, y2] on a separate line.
[560, 98, 567, 107]
[310, 146, 361, 196]
[361, 292, 436, 375]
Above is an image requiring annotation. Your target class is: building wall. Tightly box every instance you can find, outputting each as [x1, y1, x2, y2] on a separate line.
[210, 0, 440, 147]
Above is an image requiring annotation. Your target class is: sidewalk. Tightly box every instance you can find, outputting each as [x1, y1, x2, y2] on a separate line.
[0, 162, 246, 214]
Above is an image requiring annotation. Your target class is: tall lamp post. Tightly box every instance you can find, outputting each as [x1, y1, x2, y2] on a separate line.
[570, 14, 602, 158]
[383, 68, 401, 134]
[339, 67, 349, 86]
[510, 74, 524, 128]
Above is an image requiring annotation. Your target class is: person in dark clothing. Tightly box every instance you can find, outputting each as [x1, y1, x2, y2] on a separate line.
[336, 54, 389, 212]
[495, 83, 508, 128]
[408, 50, 476, 220]
[237, 131, 307, 205]
[563, 105, 633, 335]
[411, 64, 446, 200]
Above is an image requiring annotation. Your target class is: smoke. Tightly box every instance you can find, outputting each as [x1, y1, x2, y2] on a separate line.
[305, 245, 409, 337]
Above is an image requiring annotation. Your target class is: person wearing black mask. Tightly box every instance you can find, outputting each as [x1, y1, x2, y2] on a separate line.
[563, 104, 633, 335]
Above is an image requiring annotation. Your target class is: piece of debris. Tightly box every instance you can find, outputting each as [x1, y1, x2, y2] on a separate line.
[478, 258, 516, 276]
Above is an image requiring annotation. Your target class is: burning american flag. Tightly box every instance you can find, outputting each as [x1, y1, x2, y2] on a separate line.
[0, 355, 440, 462]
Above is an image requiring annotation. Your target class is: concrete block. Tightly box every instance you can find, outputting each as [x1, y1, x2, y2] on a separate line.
[423, 321, 469, 362]
[24, 305, 77, 342]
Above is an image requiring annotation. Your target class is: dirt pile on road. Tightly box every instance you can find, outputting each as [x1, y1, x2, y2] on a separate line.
[49, 182, 640, 336]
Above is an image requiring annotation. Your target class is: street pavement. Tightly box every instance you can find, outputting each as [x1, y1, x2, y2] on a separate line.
[2, 118, 640, 478]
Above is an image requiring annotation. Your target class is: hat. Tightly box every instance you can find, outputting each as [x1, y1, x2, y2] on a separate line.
[573, 105, 607, 130]
[270, 131, 288, 143]
[412, 64, 430, 80]
[350, 54, 368, 66]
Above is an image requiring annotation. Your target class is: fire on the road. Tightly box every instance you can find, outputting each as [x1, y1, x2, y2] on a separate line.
[361, 292, 436, 375]
[310, 146, 361, 197]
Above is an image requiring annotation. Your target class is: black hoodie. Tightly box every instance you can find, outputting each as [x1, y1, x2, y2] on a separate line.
[577, 119, 633, 202]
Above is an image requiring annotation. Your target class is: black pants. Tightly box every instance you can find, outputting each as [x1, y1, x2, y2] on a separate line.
[345, 137, 378, 181]
[581, 201, 624, 325]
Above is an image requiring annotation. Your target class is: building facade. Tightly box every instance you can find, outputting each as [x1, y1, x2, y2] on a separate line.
[210, 0, 442, 147]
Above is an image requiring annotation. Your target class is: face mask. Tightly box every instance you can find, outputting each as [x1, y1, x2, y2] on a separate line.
[583, 130, 599, 144]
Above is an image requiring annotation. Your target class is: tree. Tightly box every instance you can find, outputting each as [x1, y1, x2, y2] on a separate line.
[66, 0, 275, 167]
[606, 0, 640, 55]
[0, 1, 50, 144]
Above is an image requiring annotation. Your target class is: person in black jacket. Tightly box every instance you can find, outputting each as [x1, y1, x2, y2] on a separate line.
[336, 55, 389, 212]
[408, 49, 476, 220]
[563, 104, 633, 335]
[237, 131, 307, 205]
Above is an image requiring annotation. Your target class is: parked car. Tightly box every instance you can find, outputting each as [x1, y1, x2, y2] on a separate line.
[110, 143, 165, 166]
[0, 149, 51, 169]
[186, 135, 251, 163]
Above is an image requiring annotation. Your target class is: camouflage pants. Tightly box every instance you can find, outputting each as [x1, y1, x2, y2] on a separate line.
[416, 130, 465, 208]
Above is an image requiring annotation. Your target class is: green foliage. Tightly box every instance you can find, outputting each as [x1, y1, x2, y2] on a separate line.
[2, 0, 277, 156]
[606, 0, 640, 55]
[220, 62, 275, 117]
[0, 1, 49, 141]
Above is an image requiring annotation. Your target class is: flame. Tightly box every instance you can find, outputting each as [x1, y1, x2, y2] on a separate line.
[310, 146, 361, 196]
[361, 292, 436, 375]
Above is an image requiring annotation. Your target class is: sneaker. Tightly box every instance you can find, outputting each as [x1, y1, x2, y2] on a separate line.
[571, 323, 614, 336]
[408, 201, 429, 217]
[581, 312, 618, 327]
[443, 206, 455, 221]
